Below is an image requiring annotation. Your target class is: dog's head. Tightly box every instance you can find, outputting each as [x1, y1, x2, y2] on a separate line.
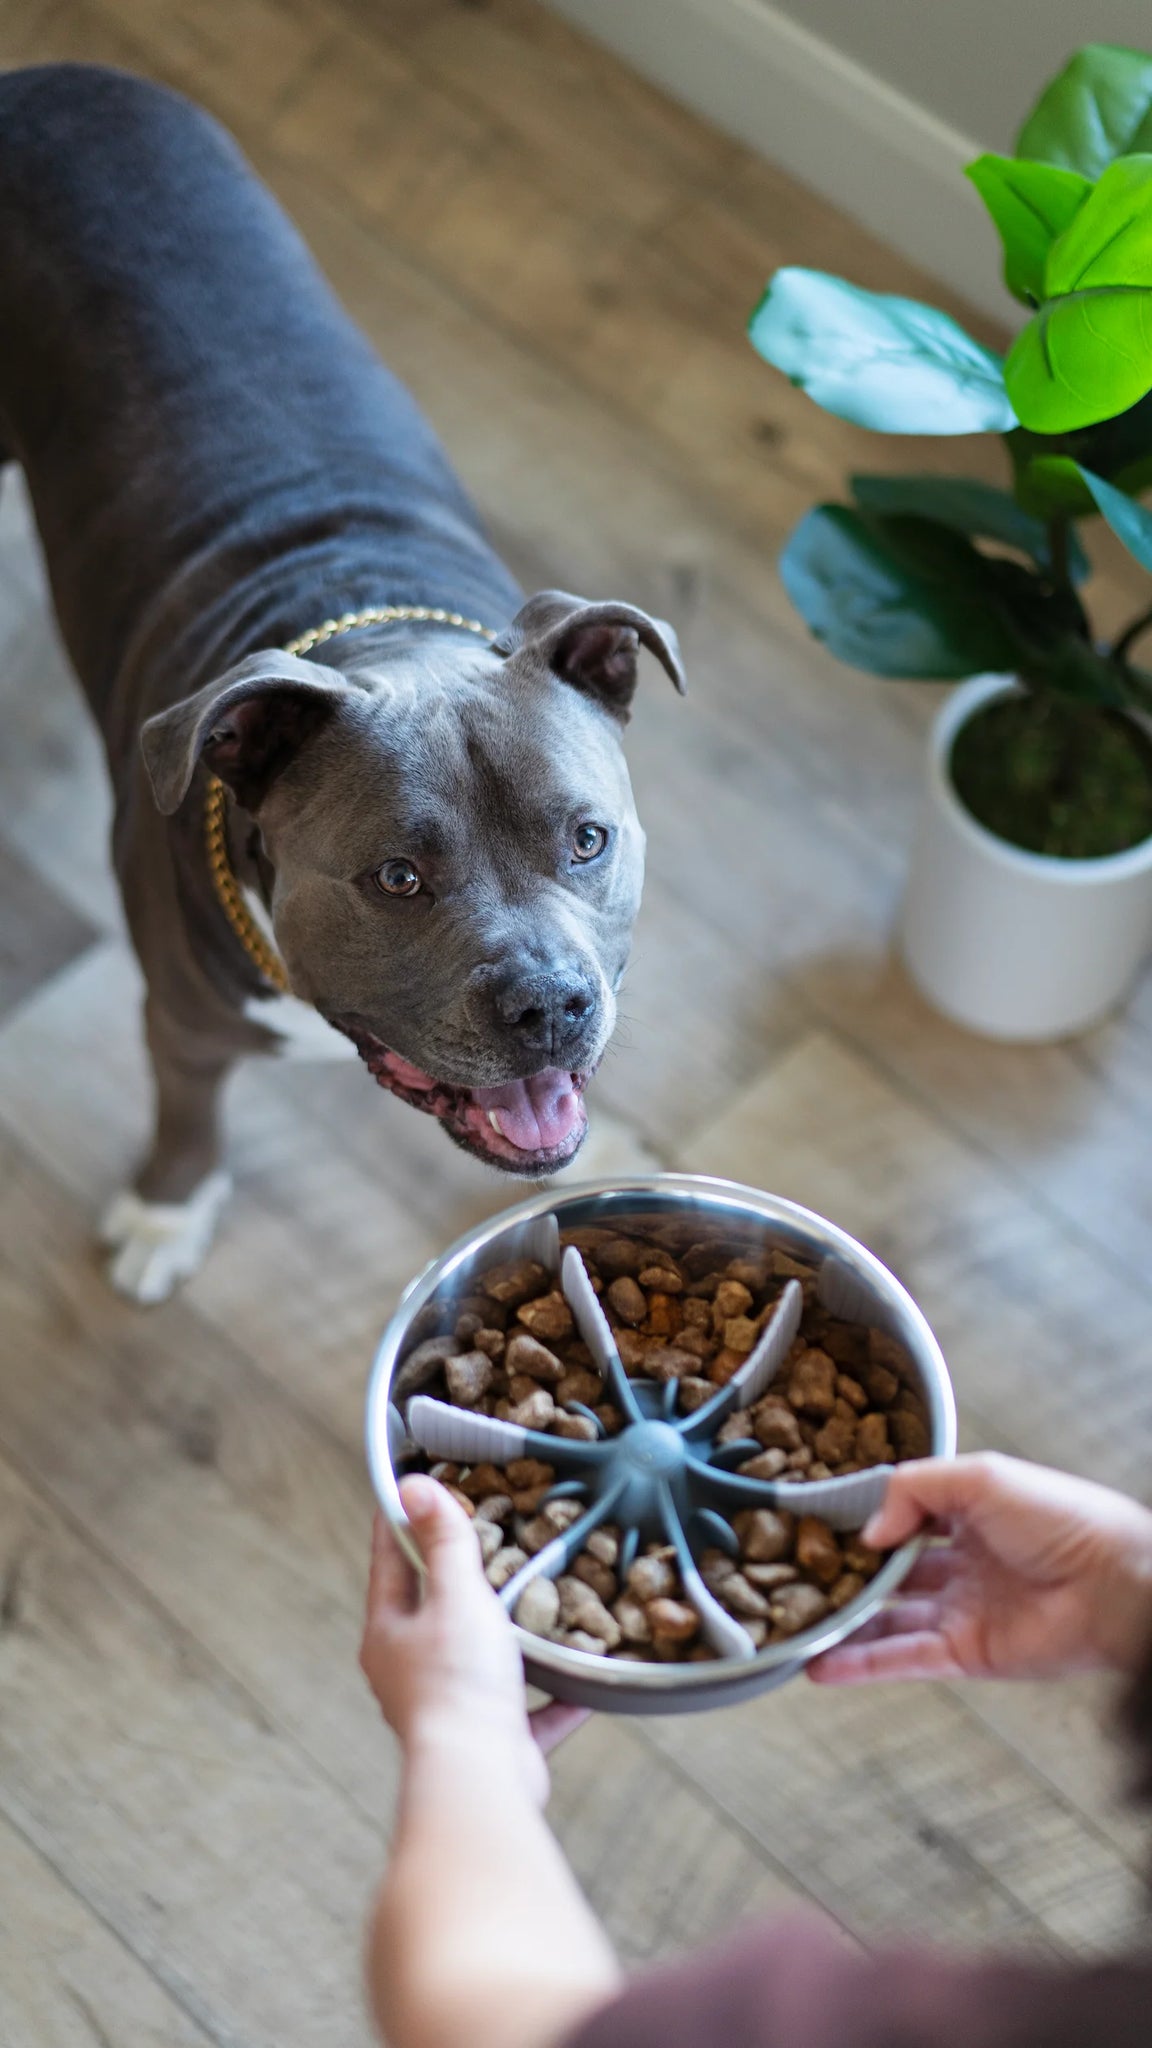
[141, 592, 685, 1173]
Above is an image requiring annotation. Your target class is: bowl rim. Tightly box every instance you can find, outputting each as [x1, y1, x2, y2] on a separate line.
[366, 1173, 956, 1699]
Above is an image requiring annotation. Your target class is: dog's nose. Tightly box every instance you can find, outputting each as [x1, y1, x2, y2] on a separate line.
[491, 964, 599, 1056]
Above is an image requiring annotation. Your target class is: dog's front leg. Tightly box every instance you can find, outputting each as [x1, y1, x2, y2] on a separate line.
[100, 998, 241, 1305]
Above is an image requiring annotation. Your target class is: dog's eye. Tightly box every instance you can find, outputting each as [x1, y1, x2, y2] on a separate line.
[375, 858, 423, 897]
[572, 823, 609, 863]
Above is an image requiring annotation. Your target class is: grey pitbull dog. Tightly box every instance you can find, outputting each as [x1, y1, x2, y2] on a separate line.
[0, 64, 684, 1302]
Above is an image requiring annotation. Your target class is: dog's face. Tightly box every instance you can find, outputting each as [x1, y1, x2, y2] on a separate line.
[142, 592, 685, 1173]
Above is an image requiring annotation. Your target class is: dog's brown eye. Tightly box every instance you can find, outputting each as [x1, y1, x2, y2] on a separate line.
[572, 823, 609, 863]
[375, 858, 423, 897]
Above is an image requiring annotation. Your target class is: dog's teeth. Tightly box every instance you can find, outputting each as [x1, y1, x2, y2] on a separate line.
[487, 1110, 503, 1135]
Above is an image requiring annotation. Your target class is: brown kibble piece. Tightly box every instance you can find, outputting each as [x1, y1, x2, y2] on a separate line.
[828, 1570, 868, 1611]
[505, 1332, 565, 1383]
[869, 1328, 911, 1375]
[586, 1527, 620, 1567]
[723, 1316, 759, 1355]
[719, 1571, 771, 1619]
[557, 1576, 622, 1647]
[700, 1546, 737, 1591]
[626, 1554, 678, 1602]
[674, 1327, 715, 1361]
[646, 1346, 700, 1382]
[614, 1329, 652, 1369]
[678, 1376, 717, 1412]
[393, 1332, 462, 1398]
[732, 1508, 794, 1563]
[596, 1238, 643, 1278]
[506, 1458, 556, 1490]
[795, 1516, 842, 1588]
[836, 1374, 868, 1413]
[484, 1259, 548, 1306]
[787, 1348, 837, 1419]
[606, 1276, 647, 1326]
[842, 1537, 883, 1576]
[856, 1412, 893, 1465]
[445, 1350, 495, 1408]
[744, 1562, 799, 1589]
[737, 1448, 789, 1480]
[474, 1493, 515, 1525]
[515, 1577, 560, 1636]
[518, 1513, 560, 1555]
[712, 1279, 754, 1331]
[486, 1545, 528, 1589]
[682, 1298, 712, 1331]
[891, 1408, 931, 1458]
[458, 1461, 512, 1500]
[510, 1389, 556, 1431]
[572, 1552, 617, 1603]
[860, 1362, 900, 1408]
[753, 1399, 803, 1452]
[556, 1369, 602, 1408]
[814, 1413, 857, 1467]
[708, 1349, 748, 1386]
[647, 1597, 700, 1642]
[769, 1582, 830, 1635]
[566, 1629, 609, 1656]
[639, 1265, 683, 1292]
[726, 1259, 770, 1290]
[517, 1292, 574, 1342]
[785, 1447, 813, 1471]
[474, 1518, 504, 1564]
[552, 1412, 599, 1442]
[612, 1595, 653, 1643]
[717, 1407, 756, 1445]
[473, 1326, 506, 1359]
[646, 1292, 683, 1338]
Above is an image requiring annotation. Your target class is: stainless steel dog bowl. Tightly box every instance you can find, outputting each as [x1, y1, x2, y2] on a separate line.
[366, 1175, 956, 1713]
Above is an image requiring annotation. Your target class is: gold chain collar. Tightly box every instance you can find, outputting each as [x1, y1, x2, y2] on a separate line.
[204, 604, 499, 994]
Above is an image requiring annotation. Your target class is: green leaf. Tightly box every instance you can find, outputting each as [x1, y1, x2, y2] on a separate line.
[850, 472, 1089, 580]
[1076, 463, 1152, 570]
[965, 155, 1091, 303]
[748, 269, 1017, 434]
[1004, 155, 1152, 434]
[779, 507, 1025, 678]
[1018, 44, 1152, 179]
[1007, 389, 1152, 513]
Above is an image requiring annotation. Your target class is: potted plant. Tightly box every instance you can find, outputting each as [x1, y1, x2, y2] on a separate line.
[749, 42, 1152, 1041]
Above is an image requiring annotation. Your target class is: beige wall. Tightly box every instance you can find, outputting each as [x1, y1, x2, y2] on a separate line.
[770, 0, 1152, 148]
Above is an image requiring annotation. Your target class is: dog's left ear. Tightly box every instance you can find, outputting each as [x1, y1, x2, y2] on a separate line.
[494, 591, 686, 720]
[140, 651, 349, 815]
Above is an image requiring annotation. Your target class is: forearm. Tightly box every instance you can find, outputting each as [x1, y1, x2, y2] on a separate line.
[369, 1714, 620, 2048]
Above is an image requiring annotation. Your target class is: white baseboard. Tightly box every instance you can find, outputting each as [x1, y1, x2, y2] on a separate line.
[543, 0, 1011, 326]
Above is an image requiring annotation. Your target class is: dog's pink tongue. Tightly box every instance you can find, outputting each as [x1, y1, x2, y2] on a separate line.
[473, 1069, 581, 1152]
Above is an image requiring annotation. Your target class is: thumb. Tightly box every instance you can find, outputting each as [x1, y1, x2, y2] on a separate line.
[862, 1455, 978, 1548]
[398, 1474, 486, 1599]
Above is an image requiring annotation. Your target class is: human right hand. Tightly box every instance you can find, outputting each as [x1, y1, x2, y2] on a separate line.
[809, 1452, 1152, 1687]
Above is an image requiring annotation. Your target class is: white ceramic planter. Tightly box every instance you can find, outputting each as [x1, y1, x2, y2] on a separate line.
[900, 674, 1152, 1042]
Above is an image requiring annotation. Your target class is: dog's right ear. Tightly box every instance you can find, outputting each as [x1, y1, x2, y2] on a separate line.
[140, 651, 349, 815]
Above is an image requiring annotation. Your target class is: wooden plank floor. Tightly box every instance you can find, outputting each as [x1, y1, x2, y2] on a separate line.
[1, 2, 1150, 2041]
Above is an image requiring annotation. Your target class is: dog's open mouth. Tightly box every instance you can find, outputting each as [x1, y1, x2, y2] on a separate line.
[331, 1020, 589, 1173]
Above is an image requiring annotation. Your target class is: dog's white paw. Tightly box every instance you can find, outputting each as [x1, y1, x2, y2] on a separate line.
[98, 1171, 233, 1305]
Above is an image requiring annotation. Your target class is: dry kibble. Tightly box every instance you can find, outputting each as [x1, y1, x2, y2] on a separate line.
[614, 1329, 652, 1369]
[486, 1544, 528, 1590]
[597, 1237, 643, 1278]
[518, 1513, 560, 1555]
[835, 1373, 868, 1413]
[393, 1332, 462, 1398]
[726, 1259, 770, 1291]
[718, 1571, 771, 1619]
[446, 1350, 495, 1408]
[860, 1362, 900, 1408]
[828, 1570, 868, 1610]
[586, 1527, 620, 1568]
[517, 1292, 575, 1342]
[474, 1493, 515, 1525]
[506, 1457, 555, 1491]
[639, 1264, 683, 1292]
[675, 1327, 715, 1361]
[455, 1311, 484, 1340]
[678, 1375, 718, 1412]
[732, 1508, 794, 1563]
[787, 1348, 838, 1419]
[626, 1553, 678, 1602]
[737, 1448, 789, 1480]
[442, 1485, 476, 1517]
[556, 1369, 602, 1408]
[646, 1346, 700, 1383]
[744, 1562, 799, 1589]
[700, 1546, 738, 1592]
[786, 1446, 814, 1472]
[557, 1576, 622, 1647]
[504, 1333, 565, 1383]
[552, 1412, 599, 1442]
[473, 1326, 506, 1359]
[712, 1280, 754, 1330]
[612, 1595, 653, 1643]
[572, 1551, 618, 1604]
[769, 1582, 830, 1636]
[510, 1389, 556, 1431]
[457, 1462, 510, 1500]
[814, 1413, 857, 1466]
[566, 1629, 609, 1656]
[483, 1259, 548, 1306]
[647, 1597, 700, 1642]
[723, 1316, 759, 1355]
[856, 1412, 893, 1465]
[682, 1297, 712, 1331]
[795, 1517, 842, 1589]
[515, 1577, 560, 1637]
[752, 1400, 803, 1452]
[708, 1348, 748, 1386]
[717, 1408, 756, 1446]
[890, 1408, 931, 1458]
[606, 1276, 647, 1325]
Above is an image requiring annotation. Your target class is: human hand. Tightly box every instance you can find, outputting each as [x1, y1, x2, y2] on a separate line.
[361, 1480, 585, 1793]
[809, 1452, 1152, 1687]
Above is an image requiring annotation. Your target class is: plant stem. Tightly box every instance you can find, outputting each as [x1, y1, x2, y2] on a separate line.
[1113, 604, 1152, 665]
[1047, 517, 1071, 593]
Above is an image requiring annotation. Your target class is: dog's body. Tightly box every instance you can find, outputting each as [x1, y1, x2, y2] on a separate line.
[0, 65, 683, 1300]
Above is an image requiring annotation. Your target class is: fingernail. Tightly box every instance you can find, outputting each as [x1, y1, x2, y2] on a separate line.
[861, 1514, 884, 1545]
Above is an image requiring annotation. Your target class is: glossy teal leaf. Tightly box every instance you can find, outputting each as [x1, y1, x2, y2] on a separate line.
[850, 472, 1089, 580]
[1004, 156, 1152, 433]
[779, 507, 1025, 678]
[1018, 44, 1152, 178]
[965, 155, 1091, 302]
[748, 269, 1016, 433]
[1075, 464, 1152, 570]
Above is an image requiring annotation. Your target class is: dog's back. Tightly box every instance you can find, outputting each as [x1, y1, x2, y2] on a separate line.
[0, 64, 517, 723]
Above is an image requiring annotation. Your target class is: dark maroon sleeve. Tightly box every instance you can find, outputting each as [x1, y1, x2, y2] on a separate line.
[563, 1916, 1152, 2048]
